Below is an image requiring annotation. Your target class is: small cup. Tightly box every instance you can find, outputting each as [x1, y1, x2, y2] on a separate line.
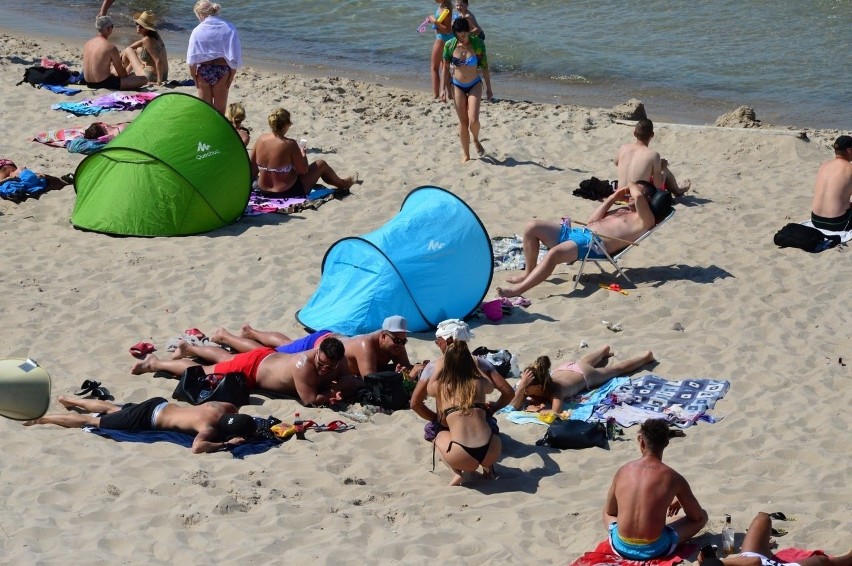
[298, 138, 308, 150]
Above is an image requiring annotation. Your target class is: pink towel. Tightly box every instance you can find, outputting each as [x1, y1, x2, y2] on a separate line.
[569, 539, 697, 566]
[775, 548, 828, 563]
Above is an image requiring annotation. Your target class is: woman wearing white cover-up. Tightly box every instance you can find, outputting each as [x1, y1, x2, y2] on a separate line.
[187, 0, 242, 114]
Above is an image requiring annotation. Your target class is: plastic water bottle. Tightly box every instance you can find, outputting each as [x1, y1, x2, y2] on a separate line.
[294, 412, 306, 440]
[722, 514, 735, 556]
[509, 354, 520, 378]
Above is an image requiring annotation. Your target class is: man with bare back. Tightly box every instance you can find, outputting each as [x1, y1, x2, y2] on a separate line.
[497, 181, 662, 298]
[83, 16, 148, 91]
[616, 119, 690, 197]
[132, 337, 348, 406]
[24, 396, 256, 454]
[811, 135, 852, 231]
[603, 418, 708, 560]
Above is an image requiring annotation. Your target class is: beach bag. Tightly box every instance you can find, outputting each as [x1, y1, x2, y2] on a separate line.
[172, 365, 250, 407]
[471, 346, 514, 378]
[773, 223, 839, 252]
[535, 420, 607, 450]
[17, 66, 72, 86]
[357, 371, 410, 411]
[573, 177, 614, 201]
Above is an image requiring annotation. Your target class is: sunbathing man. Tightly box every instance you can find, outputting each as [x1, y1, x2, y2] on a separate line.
[24, 396, 256, 454]
[603, 418, 708, 561]
[83, 17, 148, 91]
[616, 119, 690, 197]
[132, 337, 349, 406]
[810, 135, 852, 231]
[175, 315, 413, 378]
[498, 181, 666, 298]
[699, 512, 852, 566]
[510, 344, 655, 413]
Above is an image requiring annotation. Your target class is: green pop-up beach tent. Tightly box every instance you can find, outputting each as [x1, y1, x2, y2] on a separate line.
[71, 93, 250, 236]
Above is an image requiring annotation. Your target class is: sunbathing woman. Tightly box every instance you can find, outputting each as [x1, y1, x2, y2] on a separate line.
[426, 341, 502, 486]
[440, 17, 492, 162]
[121, 11, 168, 85]
[510, 345, 655, 413]
[250, 108, 356, 198]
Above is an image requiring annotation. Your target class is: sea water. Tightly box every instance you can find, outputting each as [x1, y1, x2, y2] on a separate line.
[1, 0, 849, 129]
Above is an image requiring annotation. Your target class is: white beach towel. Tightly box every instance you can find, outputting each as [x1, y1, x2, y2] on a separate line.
[187, 16, 242, 68]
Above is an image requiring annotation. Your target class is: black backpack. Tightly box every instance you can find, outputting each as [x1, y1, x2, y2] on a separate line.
[535, 420, 608, 450]
[573, 177, 614, 201]
[356, 371, 411, 411]
[773, 223, 840, 253]
[17, 66, 72, 87]
[172, 365, 250, 407]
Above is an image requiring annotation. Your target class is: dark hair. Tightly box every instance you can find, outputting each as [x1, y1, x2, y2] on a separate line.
[319, 337, 345, 362]
[83, 123, 108, 140]
[634, 119, 654, 142]
[834, 135, 852, 152]
[452, 17, 471, 34]
[217, 413, 256, 439]
[639, 418, 670, 451]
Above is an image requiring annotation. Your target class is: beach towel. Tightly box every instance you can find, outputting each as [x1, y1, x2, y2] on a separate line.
[598, 374, 729, 428]
[802, 220, 852, 244]
[187, 16, 242, 69]
[244, 186, 339, 216]
[33, 122, 128, 153]
[498, 377, 629, 425]
[775, 548, 828, 563]
[0, 169, 49, 202]
[37, 84, 81, 96]
[52, 92, 158, 116]
[491, 235, 547, 271]
[569, 539, 697, 566]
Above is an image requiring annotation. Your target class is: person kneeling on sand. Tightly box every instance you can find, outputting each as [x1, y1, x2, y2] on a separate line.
[132, 337, 350, 407]
[699, 512, 852, 566]
[810, 135, 852, 231]
[83, 17, 149, 91]
[616, 118, 690, 197]
[25, 396, 256, 454]
[603, 418, 708, 561]
[177, 315, 414, 378]
[498, 181, 669, 298]
[510, 344, 655, 413]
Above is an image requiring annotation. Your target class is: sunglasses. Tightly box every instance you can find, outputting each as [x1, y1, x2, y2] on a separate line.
[387, 333, 407, 346]
[315, 351, 337, 370]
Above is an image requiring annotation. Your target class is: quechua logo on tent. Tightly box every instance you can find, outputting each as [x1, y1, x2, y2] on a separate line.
[196, 140, 221, 160]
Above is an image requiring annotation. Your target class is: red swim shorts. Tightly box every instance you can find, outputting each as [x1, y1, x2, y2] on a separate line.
[213, 347, 275, 388]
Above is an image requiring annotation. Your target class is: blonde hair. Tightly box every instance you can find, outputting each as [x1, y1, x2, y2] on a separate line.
[194, 0, 221, 18]
[435, 342, 479, 414]
[525, 356, 552, 393]
[268, 108, 291, 133]
[226, 102, 245, 124]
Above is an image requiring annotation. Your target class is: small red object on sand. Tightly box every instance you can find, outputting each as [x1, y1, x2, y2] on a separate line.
[129, 342, 155, 358]
[184, 328, 206, 339]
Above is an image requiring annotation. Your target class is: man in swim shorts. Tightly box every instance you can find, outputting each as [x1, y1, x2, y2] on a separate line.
[810, 135, 852, 231]
[616, 118, 691, 197]
[83, 17, 148, 91]
[498, 181, 660, 298]
[602, 418, 707, 561]
[24, 396, 256, 453]
[132, 337, 349, 406]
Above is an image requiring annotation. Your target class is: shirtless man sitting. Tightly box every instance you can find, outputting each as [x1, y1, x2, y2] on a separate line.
[497, 181, 665, 297]
[83, 17, 148, 91]
[176, 315, 413, 378]
[616, 119, 690, 197]
[603, 418, 708, 561]
[132, 337, 349, 406]
[810, 135, 852, 231]
[24, 396, 256, 454]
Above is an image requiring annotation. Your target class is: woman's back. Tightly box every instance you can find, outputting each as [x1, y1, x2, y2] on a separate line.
[252, 133, 298, 190]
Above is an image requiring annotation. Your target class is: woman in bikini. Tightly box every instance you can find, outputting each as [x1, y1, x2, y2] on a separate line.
[187, 0, 241, 113]
[427, 0, 454, 100]
[440, 17, 492, 162]
[250, 108, 356, 198]
[510, 345, 655, 413]
[121, 11, 168, 85]
[426, 341, 501, 486]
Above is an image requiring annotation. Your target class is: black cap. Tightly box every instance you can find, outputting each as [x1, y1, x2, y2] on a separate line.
[217, 414, 257, 439]
[834, 135, 852, 151]
[702, 558, 725, 566]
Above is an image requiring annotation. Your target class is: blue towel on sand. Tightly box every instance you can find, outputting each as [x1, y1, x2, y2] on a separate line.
[0, 169, 49, 201]
[85, 427, 281, 459]
[498, 376, 629, 425]
[38, 83, 81, 96]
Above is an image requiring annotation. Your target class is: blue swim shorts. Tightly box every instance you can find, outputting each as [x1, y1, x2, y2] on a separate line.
[608, 522, 679, 561]
[558, 224, 595, 258]
[275, 330, 333, 354]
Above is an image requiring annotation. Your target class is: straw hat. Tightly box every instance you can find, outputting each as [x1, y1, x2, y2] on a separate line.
[133, 10, 158, 31]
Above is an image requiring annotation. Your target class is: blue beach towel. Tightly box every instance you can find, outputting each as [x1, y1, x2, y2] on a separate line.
[85, 427, 281, 459]
[0, 169, 49, 201]
[498, 376, 629, 425]
[37, 83, 81, 96]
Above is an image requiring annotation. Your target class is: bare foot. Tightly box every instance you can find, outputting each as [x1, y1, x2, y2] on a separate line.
[211, 327, 232, 344]
[171, 340, 190, 360]
[131, 354, 157, 375]
[642, 351, 656, 364]
[449, 472, 465, 487]
[672, 179, 691, 197]
[496, 286, 520, 298]
[22, 418, 42, 426]
[238, 323, 254, 339]
[338, 175, 356, 190]
[474, 140, 485, 156]
[461, 154, 470, 164]
[57, 396, 77, 410]
[505, 272, 528, 284]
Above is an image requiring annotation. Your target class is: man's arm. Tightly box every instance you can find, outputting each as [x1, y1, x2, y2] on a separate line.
[192, 426, 229, 454]
[628, 182, 656, 227]
[587, 186, 626, 223]
[109, 47, 128, 78]
[652, 155, 664, 190]
[673, 474, 705, 522]
[602, 473, 619, 526]
[291, 365, 330, 406]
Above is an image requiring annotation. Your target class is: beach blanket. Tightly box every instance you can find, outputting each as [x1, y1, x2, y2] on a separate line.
[244, 186, 340, 216]
[52, 92, 158, 116]
[491, 235, 546, 271]
[37, 84, 81, 96]
[86, 425, 281, 459]
[33, 122, 128, 154]
[0, 169, 49, 202]
[775, 548, 828, 563]
[597, 374, 729, 428]
[498, 377, 629, 425]
[802, 220, 852, 244]
[569, 539, 696, 566]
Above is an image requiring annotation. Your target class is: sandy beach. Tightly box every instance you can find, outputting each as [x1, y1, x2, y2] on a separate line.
[0, 29, 850, 564]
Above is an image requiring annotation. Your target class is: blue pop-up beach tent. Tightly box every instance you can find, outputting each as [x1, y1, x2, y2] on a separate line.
[296, 186, 492, 335]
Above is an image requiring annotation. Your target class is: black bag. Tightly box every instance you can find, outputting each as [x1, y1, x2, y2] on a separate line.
[356, 371, 410, 411]
[172, 365, 250, 407]
[535, 420, 608, 450]
[17, 66, 73, 86]
[773, 223, 840, 252]
[573, 177, 614, 201]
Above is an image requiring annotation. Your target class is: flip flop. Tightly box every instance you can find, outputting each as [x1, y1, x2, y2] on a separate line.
[129, 342, 155, 358]
[74, 379, 101, 396]
[312, 420, 354, 432]
[771, 528, 788, 537]
[769, 512, 794, 521]
[184, 328, 206, 340]
[92, 386, 111, 401]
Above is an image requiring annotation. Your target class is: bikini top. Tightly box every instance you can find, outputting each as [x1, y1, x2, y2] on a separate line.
[257, 163, 294, 174]
[443, 402, 488, 419]
[451, 54, 478, 67]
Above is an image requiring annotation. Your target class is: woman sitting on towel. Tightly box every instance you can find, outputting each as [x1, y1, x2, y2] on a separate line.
[121, 11, 168, 85]
[250, 108, 356, 198]
[426, 341, 501, 486]
[510, 345, 655, 413]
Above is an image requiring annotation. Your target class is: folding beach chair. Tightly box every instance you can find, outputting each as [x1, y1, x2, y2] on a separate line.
[571, 209, 675, 292]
